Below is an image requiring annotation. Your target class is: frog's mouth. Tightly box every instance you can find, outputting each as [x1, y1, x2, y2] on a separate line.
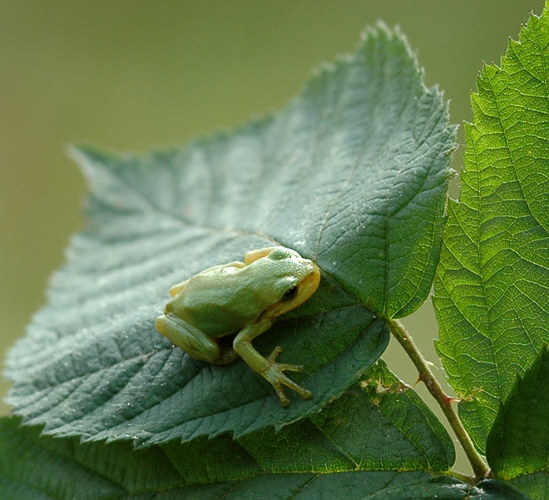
[296, 264, 321, 307]
[265, 263, 321, 319]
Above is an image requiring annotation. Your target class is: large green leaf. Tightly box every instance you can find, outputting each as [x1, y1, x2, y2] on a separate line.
[434, 5, 549, 451]
[486, 345, 549, 497]
[5, 24, 455, 446]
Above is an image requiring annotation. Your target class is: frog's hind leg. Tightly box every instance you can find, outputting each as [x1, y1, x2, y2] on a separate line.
[213, 335, 240, 365]
[156, 314, 220, 363]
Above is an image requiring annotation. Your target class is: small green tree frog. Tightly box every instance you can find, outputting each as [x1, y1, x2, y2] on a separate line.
[156, 246, 320, 406]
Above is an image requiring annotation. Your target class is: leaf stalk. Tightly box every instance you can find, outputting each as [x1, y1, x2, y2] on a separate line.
[385, 317, 491, 481]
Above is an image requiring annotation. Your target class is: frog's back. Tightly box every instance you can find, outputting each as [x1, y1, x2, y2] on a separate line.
[176, 264, 273, 337]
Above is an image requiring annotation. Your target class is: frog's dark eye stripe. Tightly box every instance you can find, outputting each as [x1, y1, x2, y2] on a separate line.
[282, 286, 298, 302]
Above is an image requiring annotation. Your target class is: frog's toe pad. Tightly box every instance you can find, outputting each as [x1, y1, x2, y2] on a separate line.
[262, 346, 312, 405]
[267, 346, 283, 363]
[276, 363, 304, 373]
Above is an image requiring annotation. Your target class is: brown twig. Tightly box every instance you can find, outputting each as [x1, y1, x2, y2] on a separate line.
[386, 317, 491, 480]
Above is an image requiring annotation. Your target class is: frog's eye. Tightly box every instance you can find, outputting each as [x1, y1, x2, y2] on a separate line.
[282, 286, 298, 302]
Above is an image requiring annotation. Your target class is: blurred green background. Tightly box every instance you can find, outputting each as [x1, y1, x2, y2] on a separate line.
[1, 0, 544, 474]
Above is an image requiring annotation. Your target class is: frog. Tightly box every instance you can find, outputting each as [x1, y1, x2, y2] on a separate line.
[155, 246, 320, 406]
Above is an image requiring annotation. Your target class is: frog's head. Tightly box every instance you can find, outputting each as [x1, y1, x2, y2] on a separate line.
[259, 247, 320, 320]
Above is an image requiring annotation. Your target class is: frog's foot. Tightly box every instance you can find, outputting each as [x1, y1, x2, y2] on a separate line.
[263, 346, 312, 406]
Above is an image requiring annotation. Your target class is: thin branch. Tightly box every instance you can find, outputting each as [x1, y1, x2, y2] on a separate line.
[385, 317, 491, 481]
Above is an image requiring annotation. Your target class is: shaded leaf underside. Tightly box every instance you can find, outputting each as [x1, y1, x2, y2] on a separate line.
[486, 345, 549, 497]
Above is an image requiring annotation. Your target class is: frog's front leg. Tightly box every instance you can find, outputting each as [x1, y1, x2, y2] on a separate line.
[233, 320, 312, 406]
[156, 314, 238, 364]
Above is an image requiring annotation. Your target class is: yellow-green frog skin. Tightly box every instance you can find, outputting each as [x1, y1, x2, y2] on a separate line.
[156, 246, 320, 406]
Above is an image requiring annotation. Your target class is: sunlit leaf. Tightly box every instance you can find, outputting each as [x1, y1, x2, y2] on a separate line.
[434, 5, 549, 451]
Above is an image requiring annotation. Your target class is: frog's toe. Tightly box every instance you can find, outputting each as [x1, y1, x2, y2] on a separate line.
[263, 345, 312, 405]
[275, 386, 291, 407]
[276, 363, 305, 373]
[283, 378, 312, 400]
[271, 371, 311, 402]
[298, 388, 312, 400]
[267, 346, 283, 363]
